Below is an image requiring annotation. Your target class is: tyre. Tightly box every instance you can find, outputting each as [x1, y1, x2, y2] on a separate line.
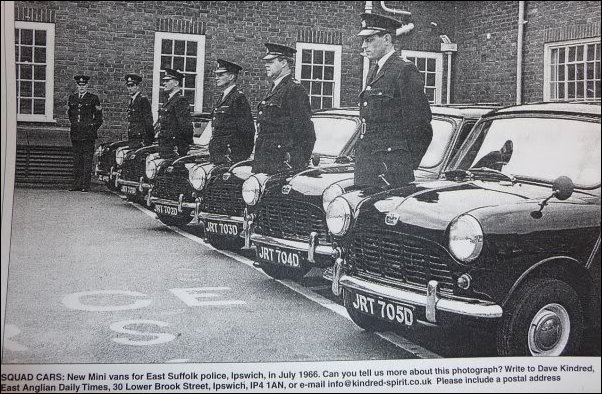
[343, 289, 391, 332]
[157, 213, 193, 226]
[106, 179, 119, 191]
[206, 234, 245, 251]
[496, 278, 583, 356]
[259, 263, 310, 280]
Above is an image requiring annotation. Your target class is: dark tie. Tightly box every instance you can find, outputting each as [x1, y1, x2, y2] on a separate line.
[367, 63, 379, 85]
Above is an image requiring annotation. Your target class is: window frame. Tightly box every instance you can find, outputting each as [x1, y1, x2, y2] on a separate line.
[400, 50, 443, 105]
[15, 21, 55, 122]
[152, 32, 206, 120]
[295, 42, 342, 109]
[543, 37, 601, 102]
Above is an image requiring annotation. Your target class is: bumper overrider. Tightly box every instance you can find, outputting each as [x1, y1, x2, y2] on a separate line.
[95, 164, 121, 184]
[249, 231, 335, 265]
[330, 256, 503, 324]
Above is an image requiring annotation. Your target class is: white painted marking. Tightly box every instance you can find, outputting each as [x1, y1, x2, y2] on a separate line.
[128, 199, 442, 359]
[110, 320, 175, 346]
[62, 290, 152, 311]
[170, 287, 246, 307]
[4, 324, 29, 351]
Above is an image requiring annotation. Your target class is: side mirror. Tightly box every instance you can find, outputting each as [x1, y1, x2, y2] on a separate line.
[378, 162, 390, 187]
[311, 154, 320, 167]
[553, 176, 574, 201]
[283, 152, 292, 169]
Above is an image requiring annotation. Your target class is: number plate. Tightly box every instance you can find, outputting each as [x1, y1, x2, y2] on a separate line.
[98, 175, 110, 183]
[256, 244, 302, 269]
[121, 185, 138, 195]
[155, 204, 178, 216]
[205, 220, 240, 237]
[349, 291, 414, 327]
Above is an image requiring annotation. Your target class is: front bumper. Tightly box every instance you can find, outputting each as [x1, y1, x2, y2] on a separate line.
[151, 195, 197, 211]
[332, 260, 503, 324]
[250, 232, 334, 265]
[116, 176, 152, 192]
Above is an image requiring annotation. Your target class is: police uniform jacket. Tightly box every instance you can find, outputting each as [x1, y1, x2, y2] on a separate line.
[209, 87, 255, 164]
[157, 91, 193, 156]
[68, 92, 103, 141]
[355, 54, 433, 187]
[128, 93, 154, 145]
[253, 74, 315, 174]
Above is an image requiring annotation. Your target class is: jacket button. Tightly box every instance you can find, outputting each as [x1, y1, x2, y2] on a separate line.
[261, 101, 266, 105]
[387, 147, 391, 151]
[378, 92, 383, 95]
[258, 111, 263, 115]
[366, 86, 372, 90]
[363, 102, 368, 106]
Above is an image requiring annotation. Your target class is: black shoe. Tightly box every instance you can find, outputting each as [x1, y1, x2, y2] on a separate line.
[81, 188, 89, 193]
[69, 187, 80, 191]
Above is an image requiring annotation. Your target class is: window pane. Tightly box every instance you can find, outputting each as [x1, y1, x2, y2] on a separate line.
[417, 57, 426, 71]
[34, 99, 45, 114]
[568, 82, 576, 98]
[174, 40, 185, 55]
[35, 30, 46, 46]
[311, 82, 321, 95]
[559, 48, 565, 63]
[20, 65, 32, 80]
[301, 81, 310, 92]
[567, 64, 575, 80]
[161, 56, 171, 69]
[302, 50, 311, 63]
[34, 82, 45, 97]
[323, 97, 332, 108]
[576, 45, 584, 61]
[301, 65, 311, 79]
[310, 96, 321, 109]
[558, 82, 565, 99]
[576, 64, 584, 81]
[426, 73, 436, 87]
[427, 58, 436, 72]
[587, 44, 595, 61]
[568, 46, 576, 61]
[426, 88, 435, 103]
[325, 51, 334, 65]
[186, 41, 197, 56]
[323, 82, 333, 96]
[34, 65, 46, 80]
[20, 98, 32, 114]
[314, 50, 323, 64]
[20, 46, 32, 62]
[21, 29, 33, 45]
[324, 66, 334, 81]
[161, 40, 173, 54]
[173, 56, 184, 71]
[312, 65, 323, 79]
[184, 75, 196, 89]
[34, 47, 46, 63]
[577, 81, 584, 97]
[586, 81, 594, 99]
[185, 57, 197, 72]
[558, 64, 565, 81]
[20, 81, 32, 96]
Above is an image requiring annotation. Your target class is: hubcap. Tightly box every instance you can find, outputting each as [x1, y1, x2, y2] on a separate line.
[528, 303, 570, 356]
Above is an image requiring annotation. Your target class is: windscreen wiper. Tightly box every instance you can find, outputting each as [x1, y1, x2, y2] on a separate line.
[469, 167, 517, 183]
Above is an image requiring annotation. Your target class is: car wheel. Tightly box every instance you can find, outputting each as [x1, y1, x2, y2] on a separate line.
[259, 263, 310, 280]
[496, 278, 583, 356]
[343, 289, 392, 332]
[206, 234, 245, 251]
[156, 214, 193, 226]
[106, 177, 119, 191]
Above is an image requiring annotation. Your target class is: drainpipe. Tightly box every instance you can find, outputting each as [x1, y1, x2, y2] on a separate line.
[516, 1, 525, 104]
[362, 1, 373, 89]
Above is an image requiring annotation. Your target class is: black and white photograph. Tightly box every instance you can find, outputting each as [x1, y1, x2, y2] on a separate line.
[1, 1, 600, 392]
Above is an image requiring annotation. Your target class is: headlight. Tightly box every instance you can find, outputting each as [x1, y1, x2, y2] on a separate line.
[322, 183, 345, 211]
[115, 148, 127, 165]
[145, 160, 158, 179]
[189, 165, 207, 190]
[326, 197, 352, 236]
[242, 176, 262, 206]
[448, 214, 483, 262]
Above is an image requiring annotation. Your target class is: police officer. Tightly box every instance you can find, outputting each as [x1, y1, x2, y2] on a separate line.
[156, 68, 193, 158]
[210, 59, 255, 164]
[68, 75, 103, 192]
[356, 13, 433, 188]
[253, 43, 315, 174]
[124, 74, 154, 147]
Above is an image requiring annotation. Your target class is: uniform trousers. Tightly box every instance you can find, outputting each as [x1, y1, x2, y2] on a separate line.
[72, 140, 96, 189]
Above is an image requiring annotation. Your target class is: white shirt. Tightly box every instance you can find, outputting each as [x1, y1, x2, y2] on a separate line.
[376, 49, 396, 73]
[272, 72, 291, 91]
[130, 91, 140, 103]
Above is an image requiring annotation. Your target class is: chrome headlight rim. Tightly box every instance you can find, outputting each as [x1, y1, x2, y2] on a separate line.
[322, 183, 345, 212]
[242, 176, 262, 206]
[189, 164, 208, 190]
[115, 148, 127, 166]
[326, 196, 352, 236]
[145, 160, 158, 180]
[448, 214, 484, 263]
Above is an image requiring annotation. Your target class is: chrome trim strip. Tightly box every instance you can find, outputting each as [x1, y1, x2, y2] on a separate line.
[198, 212, 244, 224]
[117, 179, 140, 187]
[150, 198, 195, 209]
[250, 233, 335, 257]
[339, 275, 503, 320]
